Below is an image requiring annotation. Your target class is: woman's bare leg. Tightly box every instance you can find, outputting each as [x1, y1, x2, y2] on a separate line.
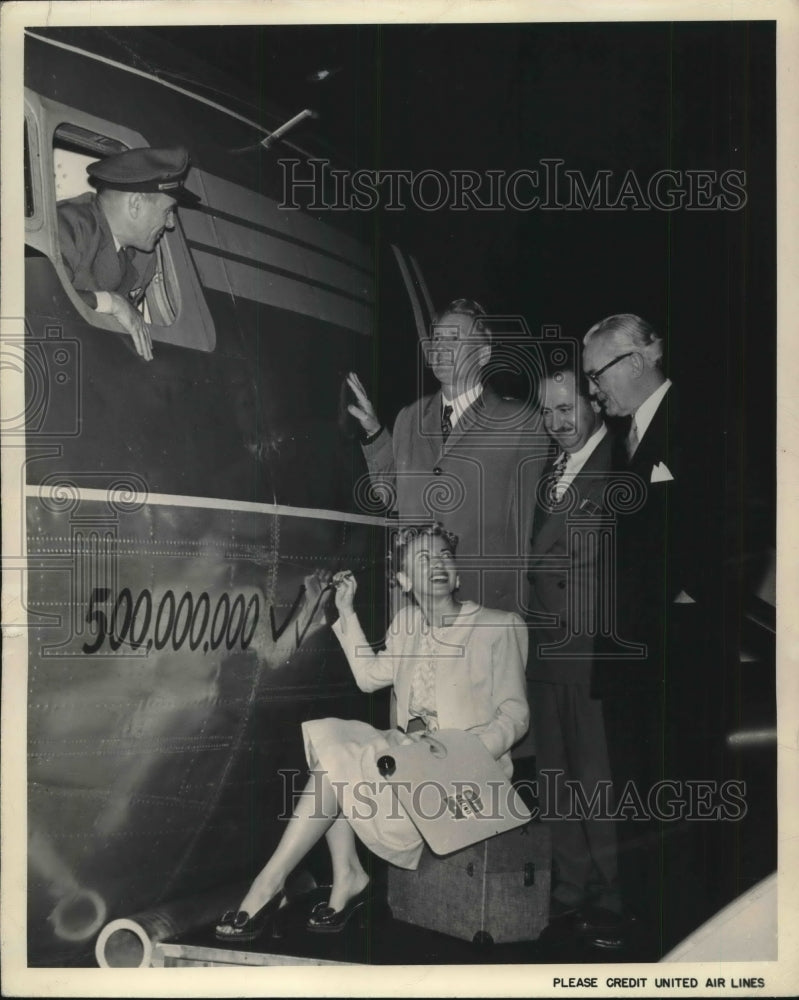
[226, 770, 340, 921]
[324, 814, 370, 913]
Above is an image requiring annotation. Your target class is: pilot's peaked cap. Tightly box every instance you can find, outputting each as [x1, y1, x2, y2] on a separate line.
[88, 146, 200, 205]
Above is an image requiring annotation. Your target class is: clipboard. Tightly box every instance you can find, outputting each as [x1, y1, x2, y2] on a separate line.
[377, 729, 532, 855]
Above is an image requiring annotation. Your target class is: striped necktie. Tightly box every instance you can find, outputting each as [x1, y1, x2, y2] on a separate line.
[549, 451, 569, 501]
[441, 404, 453, 441]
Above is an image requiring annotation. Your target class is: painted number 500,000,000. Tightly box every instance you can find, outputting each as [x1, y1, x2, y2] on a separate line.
[82, 588, 260, 655]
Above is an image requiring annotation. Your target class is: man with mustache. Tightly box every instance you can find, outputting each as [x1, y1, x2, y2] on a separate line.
[527, 361, 625, 941]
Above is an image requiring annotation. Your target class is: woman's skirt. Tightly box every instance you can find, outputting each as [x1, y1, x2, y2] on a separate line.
[301, 717, 424, 870]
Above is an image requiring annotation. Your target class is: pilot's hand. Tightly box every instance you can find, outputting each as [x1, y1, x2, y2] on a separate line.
[107, 293, 153, 361]
[346, 372, 380, 436]
[332, 570, 357, 615]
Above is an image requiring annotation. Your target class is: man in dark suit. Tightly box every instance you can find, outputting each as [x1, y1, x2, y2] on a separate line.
[346, 299, 546, 613]
[57, 146, 197, 361]
[527, 364, 622, 929]
[581, 313, 726, 949]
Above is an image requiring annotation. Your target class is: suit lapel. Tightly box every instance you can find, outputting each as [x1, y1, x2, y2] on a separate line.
[421, 392, 446, 461]
[529, 449, 560, 551]
[629, 389, 671, 480]
[443, 385, 495, 454]
[531, 432, 614, 555]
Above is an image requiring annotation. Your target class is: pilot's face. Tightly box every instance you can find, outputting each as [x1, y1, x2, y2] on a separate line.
[130, 193, 177, 252]
[426, 312, 490, 391]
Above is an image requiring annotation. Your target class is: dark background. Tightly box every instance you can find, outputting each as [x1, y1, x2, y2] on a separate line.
[146, 19, 776, 558]
[147, 23, 774, 309]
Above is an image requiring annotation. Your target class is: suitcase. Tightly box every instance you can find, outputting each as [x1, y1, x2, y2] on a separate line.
[387, 821, 551, 945]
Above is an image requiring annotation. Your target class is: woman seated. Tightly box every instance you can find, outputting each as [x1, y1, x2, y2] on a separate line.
[216, 522, 529, 941]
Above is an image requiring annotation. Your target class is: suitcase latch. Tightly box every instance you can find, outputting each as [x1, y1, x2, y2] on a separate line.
[524, 862, 535, 886]
[465, 862, 475, 878]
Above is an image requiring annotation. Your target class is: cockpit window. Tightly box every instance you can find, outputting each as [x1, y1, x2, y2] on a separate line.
[51, 122, 205, 341]
[24, 88, 216, 353]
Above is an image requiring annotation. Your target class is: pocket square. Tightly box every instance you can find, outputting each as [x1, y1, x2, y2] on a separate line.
[650, 461, 674, 483]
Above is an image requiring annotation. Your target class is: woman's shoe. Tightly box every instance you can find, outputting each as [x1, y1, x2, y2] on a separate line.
[306, 884, 369, 934]
[215, 892, 285, 943]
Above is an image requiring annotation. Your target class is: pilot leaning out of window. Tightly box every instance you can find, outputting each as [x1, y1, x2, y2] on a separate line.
[57, 145, 198, 361]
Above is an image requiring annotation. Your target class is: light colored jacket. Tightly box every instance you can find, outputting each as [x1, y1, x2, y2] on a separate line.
[333, 600, 529, 778]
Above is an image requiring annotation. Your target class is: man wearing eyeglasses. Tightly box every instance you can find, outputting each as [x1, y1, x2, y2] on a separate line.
[579, 313, 726, 952]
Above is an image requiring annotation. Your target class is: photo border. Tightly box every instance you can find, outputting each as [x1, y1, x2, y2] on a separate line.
[2, 1, 796, 996]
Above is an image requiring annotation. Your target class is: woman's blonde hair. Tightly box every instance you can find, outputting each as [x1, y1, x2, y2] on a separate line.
[388, 522, 459, 586]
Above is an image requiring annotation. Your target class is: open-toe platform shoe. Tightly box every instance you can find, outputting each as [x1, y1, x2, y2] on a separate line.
[215, 892, 285, 943]
[306, 884, 369, 934]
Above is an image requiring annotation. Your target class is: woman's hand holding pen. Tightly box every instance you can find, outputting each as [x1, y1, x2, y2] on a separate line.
[332, 570, 357, 616]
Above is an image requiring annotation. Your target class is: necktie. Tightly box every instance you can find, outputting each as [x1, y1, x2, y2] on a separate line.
[626, 418, 639, 460]
[441, 404, 453, 441]
[548, 451, 569, 503]
[116, 246, 130, 288]
[531, 451, 569, 541]
[117, 245, 141, 301]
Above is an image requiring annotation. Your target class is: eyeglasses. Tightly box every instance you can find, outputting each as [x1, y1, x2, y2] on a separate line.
[585, 351, 636, 386]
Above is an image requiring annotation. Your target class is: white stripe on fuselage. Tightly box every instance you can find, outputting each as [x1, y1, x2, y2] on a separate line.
[24, 484, 388, 527]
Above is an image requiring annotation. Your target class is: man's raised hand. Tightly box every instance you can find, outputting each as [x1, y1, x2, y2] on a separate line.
[346, 372, 380, 436]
